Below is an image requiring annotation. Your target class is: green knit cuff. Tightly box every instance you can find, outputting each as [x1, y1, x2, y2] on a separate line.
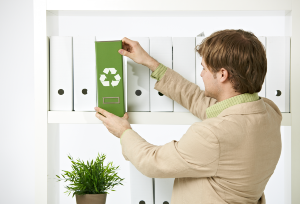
[120, 129, 132, 144]
[150, 63, 168, 81]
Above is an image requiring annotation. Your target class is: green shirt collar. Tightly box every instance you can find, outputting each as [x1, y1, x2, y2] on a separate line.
[206, 93, 260, 118]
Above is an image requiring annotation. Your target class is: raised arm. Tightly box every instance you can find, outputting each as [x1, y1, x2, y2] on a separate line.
[151, 64, 217, 120]
[118, 37, 217, 120]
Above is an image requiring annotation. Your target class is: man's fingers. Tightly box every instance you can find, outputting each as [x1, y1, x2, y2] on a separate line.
[122, 112, 129, 120]
[119, 49, 132, 58]
[95, 112, 106, 123]
[96, 107, 111, 116]
[122, 37, 135, 45]
[94, 107, 113, 122]
[122, 40, 132, 52]
[122, 37, 138, 52]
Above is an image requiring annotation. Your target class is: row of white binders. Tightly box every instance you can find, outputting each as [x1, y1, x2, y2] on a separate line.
[49, 36, 290, 113]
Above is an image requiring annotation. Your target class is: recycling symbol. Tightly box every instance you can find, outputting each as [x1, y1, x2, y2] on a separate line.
[99, 68, 121, 87]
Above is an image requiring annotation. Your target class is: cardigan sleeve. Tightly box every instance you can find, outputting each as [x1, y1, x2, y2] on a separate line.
[152, 64, 217, 120]
[121, 123, 219, 178]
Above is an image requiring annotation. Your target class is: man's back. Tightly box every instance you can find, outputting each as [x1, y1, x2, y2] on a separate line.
[171, 97, 281, 203]
[156, 67, 282, 203]
[121, 67, 282, 203]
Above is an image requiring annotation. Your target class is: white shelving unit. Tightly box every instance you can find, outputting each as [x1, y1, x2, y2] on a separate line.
[34, 0, 300, 203]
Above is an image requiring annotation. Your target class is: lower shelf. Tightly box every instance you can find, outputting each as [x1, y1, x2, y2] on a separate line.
[47, 111, 291, 126]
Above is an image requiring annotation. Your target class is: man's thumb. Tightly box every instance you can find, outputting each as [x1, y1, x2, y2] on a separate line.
[122, 112, 129, 120]
[118, 49, 131, 57]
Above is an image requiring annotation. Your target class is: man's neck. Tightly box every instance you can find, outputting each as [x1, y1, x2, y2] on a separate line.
[216, 92, 241, 102]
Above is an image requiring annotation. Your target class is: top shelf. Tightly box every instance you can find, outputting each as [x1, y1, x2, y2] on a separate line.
[46, 0, 292, 11]
[47, 10, 291, 17]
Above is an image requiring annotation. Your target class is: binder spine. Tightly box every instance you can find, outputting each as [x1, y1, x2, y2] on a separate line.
[95, 40, 125, 117]
[73, 36, 96, 111]
[49, 36, 73, 111]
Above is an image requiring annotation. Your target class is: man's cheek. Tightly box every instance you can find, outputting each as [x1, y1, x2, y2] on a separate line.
[200, 70, 204, 78]
[202, 77, 207, 87]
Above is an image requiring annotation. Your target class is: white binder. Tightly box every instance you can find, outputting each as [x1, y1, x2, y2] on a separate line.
[154, 178, 174, 204]
[173, 37, 196, 112]
[150, 37, 173, 112]
[73, 36, 96, 111]
[130, 162, 153, 204]
[266, 36, 290, 112]
[258, 36, 266, 98]
[196, 37, 206, 91]
[50, 36, 73, 111]
[127, 37, 150, 112]
[149, 132, 181, 204]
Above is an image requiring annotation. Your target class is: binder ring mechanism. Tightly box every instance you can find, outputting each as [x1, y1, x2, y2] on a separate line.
[103, 97, 120, 104]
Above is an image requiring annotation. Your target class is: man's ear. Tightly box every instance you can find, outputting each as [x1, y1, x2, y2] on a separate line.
[219, 68, 228, 83]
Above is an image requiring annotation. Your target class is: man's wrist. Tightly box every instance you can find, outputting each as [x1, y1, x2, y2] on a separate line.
[144, 57, 160, 72]
[120, 128, 132, 144]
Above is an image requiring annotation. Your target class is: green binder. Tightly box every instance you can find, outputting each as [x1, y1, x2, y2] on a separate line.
[95, 40, 125, 117]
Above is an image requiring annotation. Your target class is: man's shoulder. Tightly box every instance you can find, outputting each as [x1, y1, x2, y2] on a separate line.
[195, 117, 244, 137]
[193, 98, 282, 143]
[189, 119, 223, 144]
[195, 115, 242, 129]
[195, 117, 224, 130]
[260, 97, 282, 118]
[191, 118, 232, 144]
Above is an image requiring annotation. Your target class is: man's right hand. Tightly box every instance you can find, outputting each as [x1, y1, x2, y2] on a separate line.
[118, 37, 160, 72]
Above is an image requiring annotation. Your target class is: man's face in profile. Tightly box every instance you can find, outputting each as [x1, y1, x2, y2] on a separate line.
[201, 59, 219, 99]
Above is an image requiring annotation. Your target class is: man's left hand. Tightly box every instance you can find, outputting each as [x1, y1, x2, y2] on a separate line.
[94, 107, 132, 138]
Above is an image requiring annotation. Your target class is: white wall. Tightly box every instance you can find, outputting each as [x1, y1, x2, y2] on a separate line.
[56, 12, 289, 37]
[0, 0, 35, 203]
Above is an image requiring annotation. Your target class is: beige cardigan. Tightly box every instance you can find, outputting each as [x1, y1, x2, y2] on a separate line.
[121, 67, 282, 204]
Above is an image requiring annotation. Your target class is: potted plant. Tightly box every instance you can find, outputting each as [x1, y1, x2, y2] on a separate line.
[56, 153, 125, 204]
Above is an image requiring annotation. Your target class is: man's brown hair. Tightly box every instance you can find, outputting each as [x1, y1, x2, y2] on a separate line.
[195, 29, 267, 94]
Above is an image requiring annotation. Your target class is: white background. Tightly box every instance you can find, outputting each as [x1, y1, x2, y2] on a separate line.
[0, 0, 35, 203]
[0, 0, 291, 203]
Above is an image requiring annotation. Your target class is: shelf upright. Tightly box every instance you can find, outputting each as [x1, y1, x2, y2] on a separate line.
[290, 0, 300, 203]
[34, 0, 48, 203]
[34, 0, 300, 203]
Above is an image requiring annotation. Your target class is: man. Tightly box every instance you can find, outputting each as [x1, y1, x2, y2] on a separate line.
[94, 29, 282, 204]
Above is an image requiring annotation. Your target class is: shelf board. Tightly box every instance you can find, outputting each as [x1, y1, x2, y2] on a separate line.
[48, 111, 291, 126]
[48, 111, 201, 124]
[46, 0, 292, 11]
[47, 10, 290, 17]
